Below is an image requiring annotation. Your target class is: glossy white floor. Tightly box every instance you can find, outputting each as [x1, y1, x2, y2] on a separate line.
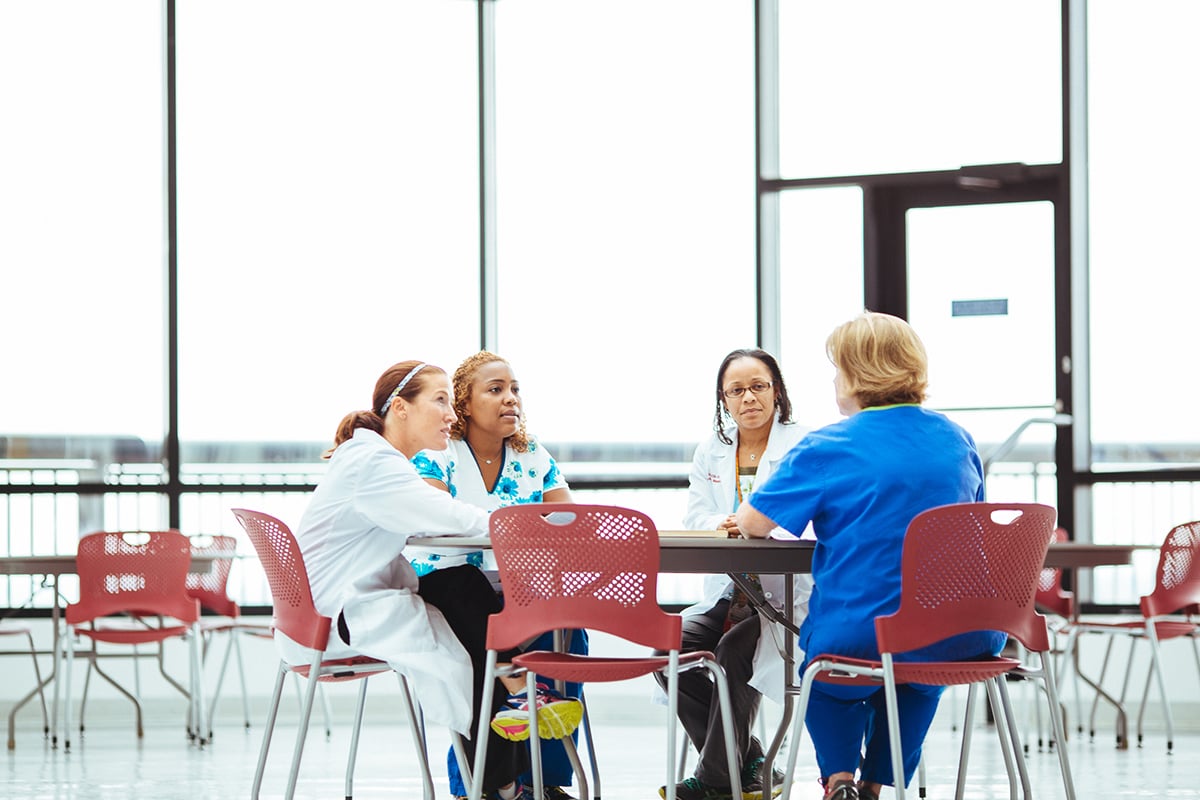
[2, 683, 1196, 800]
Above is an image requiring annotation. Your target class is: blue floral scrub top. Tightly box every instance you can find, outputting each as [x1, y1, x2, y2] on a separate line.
[408, 437, 568, 575]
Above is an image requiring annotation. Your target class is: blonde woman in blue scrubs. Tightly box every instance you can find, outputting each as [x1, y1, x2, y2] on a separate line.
[738, 313, 998, 800]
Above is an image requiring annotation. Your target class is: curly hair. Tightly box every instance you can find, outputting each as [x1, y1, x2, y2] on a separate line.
[449, 351, 531, 453]
[712, 348, 794, 445]
[826, 311, 928, 408]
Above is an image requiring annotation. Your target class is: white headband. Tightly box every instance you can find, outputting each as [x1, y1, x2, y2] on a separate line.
[379, 363, 427, 415]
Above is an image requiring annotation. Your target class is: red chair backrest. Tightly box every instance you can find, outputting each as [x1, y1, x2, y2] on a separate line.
[66, 530, 200, 625]
[875, 502, 1057, 656]
[1034, 526, 1075, 619]
[1142, 520, 1200, 618]
[486, 503, 681, 653]
[231, 508, 332, 652]
[186, 534, 239, 617]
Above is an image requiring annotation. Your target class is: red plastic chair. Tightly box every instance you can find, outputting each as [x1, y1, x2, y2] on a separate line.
[778, 502, 1076, 800]
[57, 530, 205, 750]
[1027, 526, 1079, 751]
[231, 508, 440, 800]
[1065, 519, 1200, 753]
[185, 533, 276, 739]
[2, 624, 49, 749]
[467, 503, 742, 800]
[1035, 528, 1076, 621]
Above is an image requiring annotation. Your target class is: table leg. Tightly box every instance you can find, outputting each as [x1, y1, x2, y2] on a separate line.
[48, 574, 62, 748]
[751, 576, 796, 800]
[1069, 634, 1128, 749]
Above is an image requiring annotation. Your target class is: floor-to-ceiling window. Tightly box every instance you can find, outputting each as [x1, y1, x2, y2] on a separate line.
[4, 1, 1200, 615]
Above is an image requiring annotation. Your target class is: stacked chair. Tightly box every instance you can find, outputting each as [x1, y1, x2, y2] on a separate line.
[1061, 519, 1200, 752]
[185, 533, 275, 740]
[1, 623, 49, 749]
[56, 530, 205, 749]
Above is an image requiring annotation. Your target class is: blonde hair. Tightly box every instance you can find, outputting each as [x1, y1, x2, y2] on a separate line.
[826, 312, 928, 408]
[450, 351, 531, 452]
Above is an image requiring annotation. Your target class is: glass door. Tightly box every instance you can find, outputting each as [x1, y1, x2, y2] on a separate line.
[905, 200, 1063, 507]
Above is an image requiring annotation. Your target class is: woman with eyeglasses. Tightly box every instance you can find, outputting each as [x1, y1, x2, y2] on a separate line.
[658, 348, 812, 800]
[412, 351, 584, 800]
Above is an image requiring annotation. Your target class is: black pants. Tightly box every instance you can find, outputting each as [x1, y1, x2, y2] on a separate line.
[654, 599, 764, 789]
[418, 565, 528, 793]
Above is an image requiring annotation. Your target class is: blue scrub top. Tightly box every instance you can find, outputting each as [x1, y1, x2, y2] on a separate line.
[749, 405, 1004, 663]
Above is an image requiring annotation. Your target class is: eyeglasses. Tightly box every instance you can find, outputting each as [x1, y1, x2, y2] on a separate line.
[722, 381, 773, 399]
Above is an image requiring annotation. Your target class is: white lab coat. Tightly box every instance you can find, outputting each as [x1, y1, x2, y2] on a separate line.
[682, 417, 813, 705]
[279, 428, 489, 735]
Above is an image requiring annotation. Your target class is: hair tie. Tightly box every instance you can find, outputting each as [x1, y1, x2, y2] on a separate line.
[379, 363, 427, 415]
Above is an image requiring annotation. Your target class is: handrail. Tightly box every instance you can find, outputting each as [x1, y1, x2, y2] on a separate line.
[982, 413, 1073, 474]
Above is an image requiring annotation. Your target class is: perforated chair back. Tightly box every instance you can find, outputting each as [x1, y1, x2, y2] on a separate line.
[1035, 527, 1075, 619]
[186, 534, 240, 617]
[231, 508, 330, 652]
[67, 530, 200, 625]
[1142, 520, 1200, 618]
[487, 503, 680, 653]
[875, 502, 1057, 657]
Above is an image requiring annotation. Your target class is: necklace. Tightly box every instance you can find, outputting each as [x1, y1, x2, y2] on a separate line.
[749, 453, 757, 461]
[467, 440, 501, 468]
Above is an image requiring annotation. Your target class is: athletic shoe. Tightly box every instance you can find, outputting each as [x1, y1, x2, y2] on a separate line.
[659, 776, 734, 800]
[824, 779, 858, 800]
[541, 786, 577, 800]
[741, 755, 785, 799]
[490, 683, 583, 741]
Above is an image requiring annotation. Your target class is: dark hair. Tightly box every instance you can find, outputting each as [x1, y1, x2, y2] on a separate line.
[323, 360, 447, 458]
[712, 348, 793, 445]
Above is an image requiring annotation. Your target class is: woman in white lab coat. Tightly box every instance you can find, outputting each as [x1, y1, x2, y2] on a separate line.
[291, 360, 532, 800]
[658, 348, 812, 800]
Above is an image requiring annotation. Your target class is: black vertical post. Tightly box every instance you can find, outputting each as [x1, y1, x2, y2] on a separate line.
[164, 0, 182, 528]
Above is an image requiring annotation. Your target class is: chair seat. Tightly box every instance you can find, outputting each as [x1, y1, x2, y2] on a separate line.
[0, 627, 34, 636]
[512, 648, 717, 684]
[1076, 618, 1198, 641]
[289, 655, 393, 683]
[807, 653, 1023, 687]
[75, 623, 192, 645]
[198, 617, 272, 634]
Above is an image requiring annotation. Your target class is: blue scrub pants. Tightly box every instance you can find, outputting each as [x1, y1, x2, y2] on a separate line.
[802, 675, 944, 788]
[447, 628, 589, 795]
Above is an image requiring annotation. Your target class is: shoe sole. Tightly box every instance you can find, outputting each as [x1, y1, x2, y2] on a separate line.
[741, 786, 783, 800]
[491, 700, 583, 742]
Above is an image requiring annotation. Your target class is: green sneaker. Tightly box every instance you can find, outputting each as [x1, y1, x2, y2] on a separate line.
[740, 756, 785, 800]
[659, 776, 734, 800]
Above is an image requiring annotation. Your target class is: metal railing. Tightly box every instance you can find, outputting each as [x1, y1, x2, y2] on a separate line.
[6, 434, 1200, 611]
